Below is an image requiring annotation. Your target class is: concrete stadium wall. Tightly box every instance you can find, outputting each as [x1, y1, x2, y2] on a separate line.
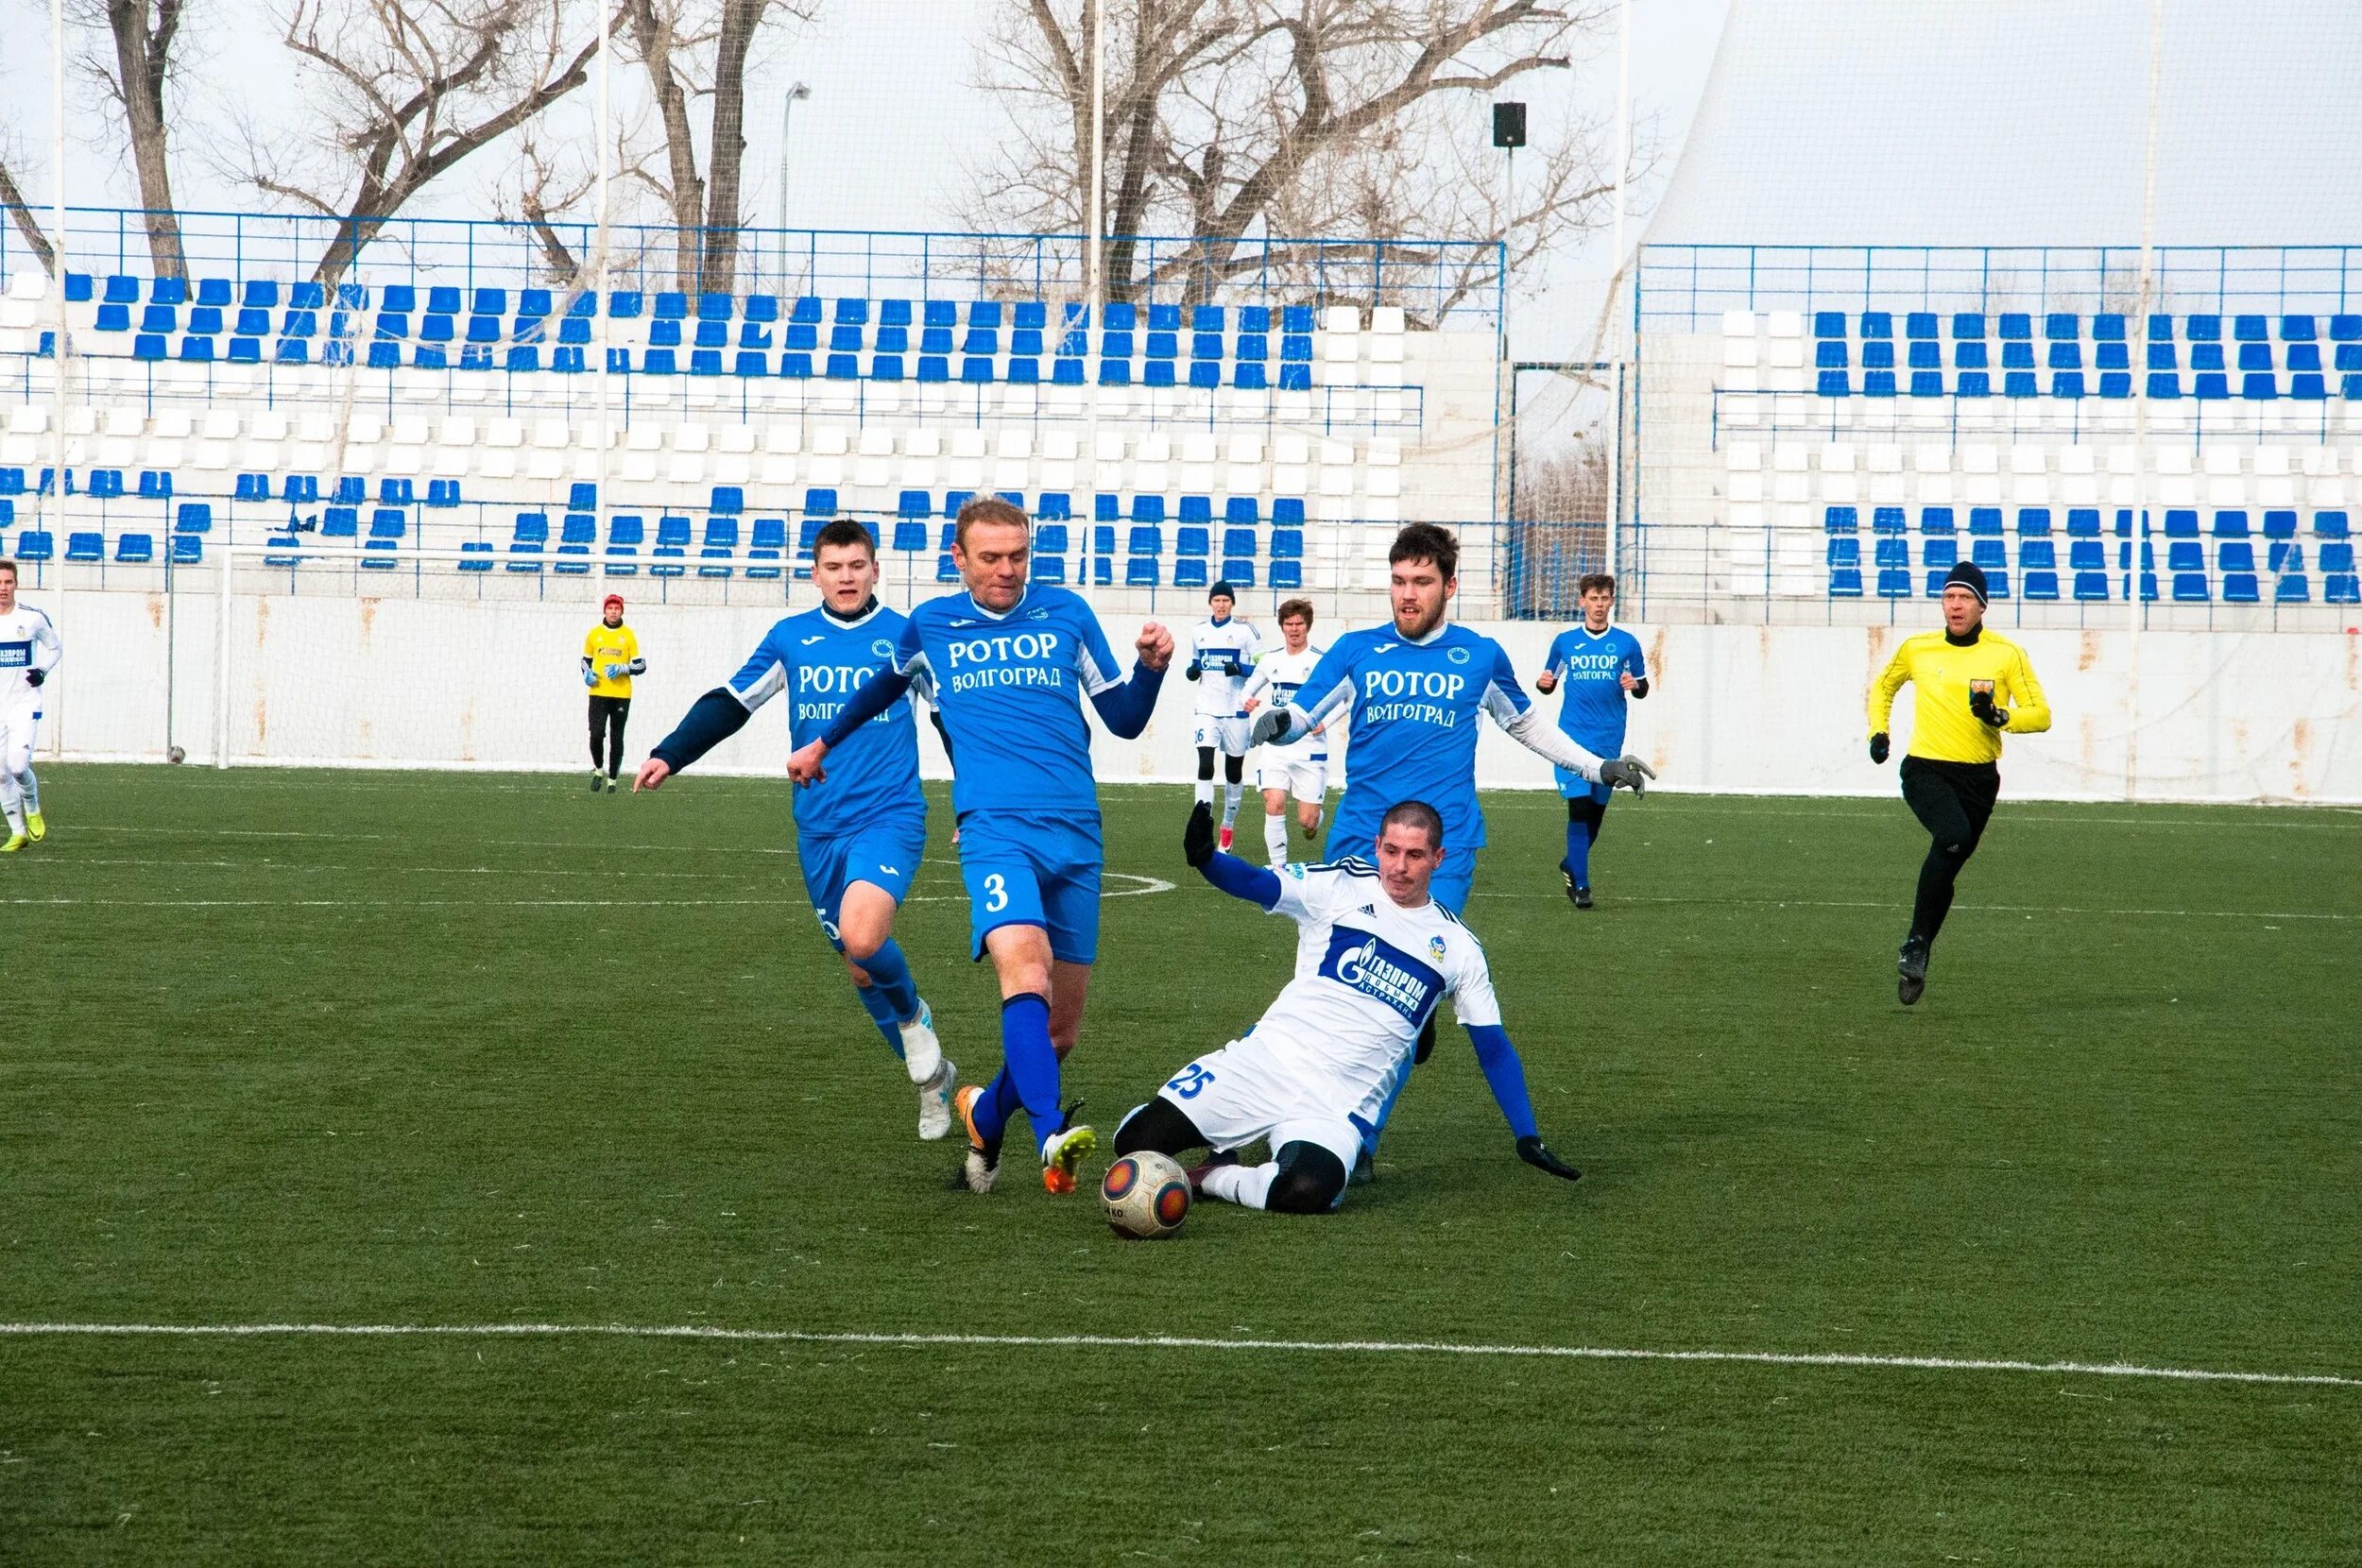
[31, 588, 2362, 804]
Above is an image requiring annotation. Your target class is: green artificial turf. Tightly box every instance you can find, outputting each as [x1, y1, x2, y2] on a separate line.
[2, 766, 2356, 1565]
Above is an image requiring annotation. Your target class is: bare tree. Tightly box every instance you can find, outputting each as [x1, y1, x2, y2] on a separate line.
[0, 153, 58, 273]
[622, 0, 816, 296]
[243, 0, 607, 289]
[968, 0, 1633, 314]
[78, 0, 193, 278]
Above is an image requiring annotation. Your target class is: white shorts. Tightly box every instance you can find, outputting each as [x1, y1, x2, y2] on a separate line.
[1155, 1036, 1367, 1174]
[1193, 713, 1252, 756]
[0, 701, 38, 775]
[1257, 756, 1327, 803]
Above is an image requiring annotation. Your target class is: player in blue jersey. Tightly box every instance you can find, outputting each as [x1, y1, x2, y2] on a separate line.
[633, 519, 959, 1140]
[1247, 523, 1654, 1177]
[1248, 524, 1654, 913]
[1534, 572, 1651, 910]
[789, 497, 1173, 1196]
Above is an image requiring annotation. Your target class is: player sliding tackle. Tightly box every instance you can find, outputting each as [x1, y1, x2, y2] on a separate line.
[1112, 799, 1583, 1215]
[636, 519, 957, 1139]
[789, 497, 1173, 1195]
[1242, 523, 1655, 1176]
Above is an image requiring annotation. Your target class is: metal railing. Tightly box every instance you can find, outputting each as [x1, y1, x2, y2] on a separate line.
[2, 208, 1508, 331]
[1637, 244, 2362, 332]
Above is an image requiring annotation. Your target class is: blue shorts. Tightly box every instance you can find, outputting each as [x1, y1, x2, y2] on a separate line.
[958, 810, 1104, 965]
[797, 816, 928, 950]
[1322, 816, 1476, 916]
[1559, 775, 1615, 806]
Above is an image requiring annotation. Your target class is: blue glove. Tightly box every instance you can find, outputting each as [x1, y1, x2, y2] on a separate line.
[604, 662, 628, 681]
[583, 669, 597, 689]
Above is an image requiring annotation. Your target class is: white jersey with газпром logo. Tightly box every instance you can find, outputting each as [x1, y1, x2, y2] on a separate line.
[0, 602, 61, 710]
[1239, 857, 1501, 1115]
[1188, 616, 1262, 718]
[1243, 642, 1330, 764]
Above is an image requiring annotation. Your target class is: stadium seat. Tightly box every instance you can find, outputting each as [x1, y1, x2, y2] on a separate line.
[65, 532, 102, 564]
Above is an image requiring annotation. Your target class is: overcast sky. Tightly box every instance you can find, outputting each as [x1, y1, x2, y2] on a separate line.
[11, 1, 2346, 364]
[1, 0, 1733, 362]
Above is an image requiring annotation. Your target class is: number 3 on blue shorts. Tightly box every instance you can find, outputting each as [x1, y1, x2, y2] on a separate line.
[1165, 1063, 1216, 1099]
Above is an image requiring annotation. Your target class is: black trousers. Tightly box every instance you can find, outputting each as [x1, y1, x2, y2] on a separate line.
[1899, 756, 2000, 945]
[588, 695, 630, 775]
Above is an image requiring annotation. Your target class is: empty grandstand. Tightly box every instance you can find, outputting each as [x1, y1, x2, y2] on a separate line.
[0, 220, 1508, 617]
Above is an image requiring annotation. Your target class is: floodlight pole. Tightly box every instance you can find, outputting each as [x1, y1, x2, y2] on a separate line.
[594, 0, 613, 575]
[776, 81, 811, 281]
[1605, 0, 1631, 582]
[48, 0, 68, 566]
[2126, 0, 2165, 803]
[1083, 0, 1104, 596]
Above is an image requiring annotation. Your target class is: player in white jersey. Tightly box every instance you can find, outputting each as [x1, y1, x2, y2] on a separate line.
[1110, 798, 1584, 1214]
[0, 558, 62, 853]
[1240, 596, 1332, 867]
[1184, 580, 1261, 850]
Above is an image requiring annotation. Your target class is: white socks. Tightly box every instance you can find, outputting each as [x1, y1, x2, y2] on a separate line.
[1193, 778, 1214, 807]
[15, 768, 35, 813]
[1222, 782, 1242, 827]
[1199, 1162, 1277, 1210]
[0, 771, 20, 833]
[1263, 811, 1290, 866]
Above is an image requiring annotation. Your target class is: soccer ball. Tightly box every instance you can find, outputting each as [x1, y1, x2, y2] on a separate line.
[1100, 1151, 1191, 1240]
[165, 745, 186, 764]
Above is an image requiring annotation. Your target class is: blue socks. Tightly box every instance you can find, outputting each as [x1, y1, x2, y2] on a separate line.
[860, 939, 921, 1028]
[1565, 818, 1592, 886]
[971, 993, 1062, 1151]
[851, 980, 904, 1055]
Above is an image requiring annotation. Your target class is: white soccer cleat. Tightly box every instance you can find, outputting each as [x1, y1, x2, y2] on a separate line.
[1040, 1122, 1098, 1196]
[916, 1057, 957, 1142]
[899, 998, 943, 1084]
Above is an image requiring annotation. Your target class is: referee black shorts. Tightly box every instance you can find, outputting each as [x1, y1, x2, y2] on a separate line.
[1900, 756, 2000, 854]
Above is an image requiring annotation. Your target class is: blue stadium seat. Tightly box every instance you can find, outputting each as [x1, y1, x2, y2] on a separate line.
[2276, 573, 2311, 604]
[1270, 560, 1303, 590]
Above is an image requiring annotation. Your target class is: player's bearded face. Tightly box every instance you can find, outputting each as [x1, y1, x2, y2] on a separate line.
[1375, 825, 1441, 905]
[1390, 560, 1451, 639]
[814, 543, 880, 613]
[955, 520, 1032, 611]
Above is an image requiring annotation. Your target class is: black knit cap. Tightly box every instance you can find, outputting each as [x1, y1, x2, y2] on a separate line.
[1943, 560, 1989, 606]
[1208, 580, 1238, 602]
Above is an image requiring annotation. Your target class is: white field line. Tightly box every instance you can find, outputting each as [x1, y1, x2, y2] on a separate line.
[1463, 891, 2356, 923]
[2, 872, 1176, 911]
[0, 1321, 2351, 1390]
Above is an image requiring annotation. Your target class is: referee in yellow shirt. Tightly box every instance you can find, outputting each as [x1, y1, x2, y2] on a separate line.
[1867, 561, 2051, 1004]
[583, 593, 645, 793]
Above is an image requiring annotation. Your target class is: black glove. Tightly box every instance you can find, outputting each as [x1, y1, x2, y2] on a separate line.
[1183, 802, 1216, 868]
[1184, 662, 1201, 681]
[1969, 690, 2006, 728]
[1515, 1135, 1582, 1184]
[25, 669, 43, 689]
[1869, 731, 1890, 764]
[1413, 1013, 1438, 1065]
